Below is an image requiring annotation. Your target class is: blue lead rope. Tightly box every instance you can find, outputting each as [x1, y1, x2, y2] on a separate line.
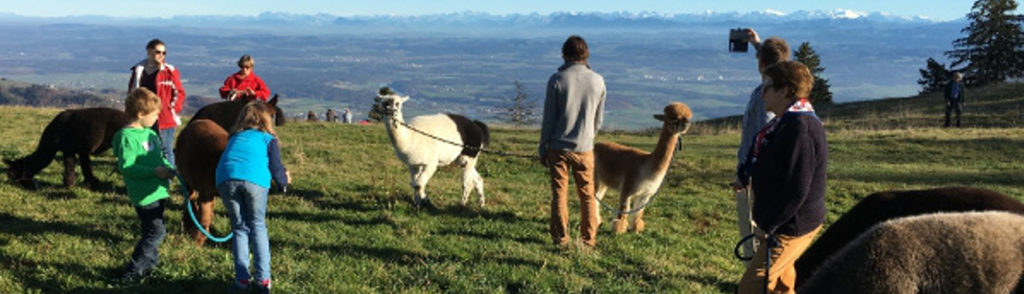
[175, 173, 233, 243]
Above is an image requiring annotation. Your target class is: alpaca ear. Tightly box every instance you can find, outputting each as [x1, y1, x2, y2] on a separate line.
[268, 94, 279, 106]
[398, 96, 410, 103]
[654, 114, 665, 121]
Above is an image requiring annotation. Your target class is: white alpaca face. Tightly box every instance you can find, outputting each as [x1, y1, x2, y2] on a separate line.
[373, 95, 409, 116]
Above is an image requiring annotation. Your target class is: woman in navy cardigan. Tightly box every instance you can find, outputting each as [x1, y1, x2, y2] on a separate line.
[736, 60, 828, 294]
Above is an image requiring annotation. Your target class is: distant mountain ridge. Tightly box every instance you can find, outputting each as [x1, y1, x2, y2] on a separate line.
[0, 10, 954, 30]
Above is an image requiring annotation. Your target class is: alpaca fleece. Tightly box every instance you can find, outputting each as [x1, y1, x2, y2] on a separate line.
[795, 187, 1024, 287]
[799, 211, 1024, 294]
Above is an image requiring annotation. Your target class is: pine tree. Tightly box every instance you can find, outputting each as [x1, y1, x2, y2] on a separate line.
[917, 58, 952, 94]
[945, 0, 1024, 86]
[793, 42, 833, 105]
[505, 80, 537, 128]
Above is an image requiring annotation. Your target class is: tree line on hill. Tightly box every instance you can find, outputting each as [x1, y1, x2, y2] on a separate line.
[0, 79, 119, 108]
[0, 77, 223, 114]
[918, 0, 1024, 92]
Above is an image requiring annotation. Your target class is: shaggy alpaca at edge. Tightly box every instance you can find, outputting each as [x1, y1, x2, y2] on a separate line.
[5, 107, 127, 190]
[794, 186, 1024, 287]
[593, 102, 692, 234]
[373, 90, 490, 207]
[798, 211, 1024, 294]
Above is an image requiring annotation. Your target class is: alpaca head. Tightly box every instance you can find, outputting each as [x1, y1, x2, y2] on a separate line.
[267, 94, 286, 126]
[654, 102, 692, 134]
[4, 158, 38, 190]
[372, 93, 410, 118]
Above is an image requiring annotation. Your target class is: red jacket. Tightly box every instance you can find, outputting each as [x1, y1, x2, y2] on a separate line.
[219, 71, 271, 101]
[129, 61, 186, 130]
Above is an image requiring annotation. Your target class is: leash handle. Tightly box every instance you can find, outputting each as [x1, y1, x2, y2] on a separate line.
[734, 234, 756, 261]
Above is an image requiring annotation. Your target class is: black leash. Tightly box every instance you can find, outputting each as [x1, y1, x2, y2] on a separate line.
[391, 117, 538, 159]
[734, 233, 780, 294]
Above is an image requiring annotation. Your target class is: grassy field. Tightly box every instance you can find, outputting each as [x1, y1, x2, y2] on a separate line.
[1, 84, 1023, 292]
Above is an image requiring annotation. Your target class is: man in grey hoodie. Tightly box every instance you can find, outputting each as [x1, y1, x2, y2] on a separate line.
[539, 35, 606, 248]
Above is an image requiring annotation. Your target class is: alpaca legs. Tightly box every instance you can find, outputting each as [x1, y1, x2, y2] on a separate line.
[461, 158, 485, 207]
[612, 194, 631, 234]
[630, 208, 646, 233]
[187, 193, 216, 246]
[62, 152, 77, 188]
[629, 195, 651, 232]
[77, 152, 101, 189]
[197, 197, 215, 246]
[594, 184, 607, 227]
[410, 164, 438, 207]
[184, 192, 205, 244]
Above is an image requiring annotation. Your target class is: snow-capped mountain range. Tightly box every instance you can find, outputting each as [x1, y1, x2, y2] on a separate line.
[0, 9, 949, 29]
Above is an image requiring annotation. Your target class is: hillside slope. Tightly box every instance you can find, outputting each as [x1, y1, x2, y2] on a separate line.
[695, 82, 1024, 133]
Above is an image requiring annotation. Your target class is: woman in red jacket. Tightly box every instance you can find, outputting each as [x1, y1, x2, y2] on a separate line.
[129, 38, 186, 167]
[220, 55, 271, 101]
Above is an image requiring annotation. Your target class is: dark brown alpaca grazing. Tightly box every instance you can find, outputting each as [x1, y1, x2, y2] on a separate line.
[4, 108, 127, 190]
[175, 119, 228, 245]
[175, 97, 284, 245]
[795, 186, 1024, 287]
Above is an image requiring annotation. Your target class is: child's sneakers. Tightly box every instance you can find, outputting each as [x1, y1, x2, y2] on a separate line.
[255, 279, 271, 294]
[230, 279, 250, 292]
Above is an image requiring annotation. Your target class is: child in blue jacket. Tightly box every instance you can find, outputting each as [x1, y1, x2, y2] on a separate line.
[216, 101, 290, 293]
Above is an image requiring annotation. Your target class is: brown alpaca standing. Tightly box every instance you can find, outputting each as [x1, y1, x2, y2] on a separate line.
[594, 102, 692, 234]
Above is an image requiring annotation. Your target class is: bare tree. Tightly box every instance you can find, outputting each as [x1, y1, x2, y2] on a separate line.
[504, 80, 537, 128]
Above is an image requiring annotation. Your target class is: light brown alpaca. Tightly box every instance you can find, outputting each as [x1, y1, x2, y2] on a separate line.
[594, 102, 692, 234]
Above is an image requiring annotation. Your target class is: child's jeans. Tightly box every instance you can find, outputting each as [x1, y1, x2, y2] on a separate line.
[126, 199, 167, 275]
[217, 180, 271, 282]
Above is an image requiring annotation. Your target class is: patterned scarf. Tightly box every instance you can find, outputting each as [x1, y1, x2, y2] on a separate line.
[738, 98, 819, 185]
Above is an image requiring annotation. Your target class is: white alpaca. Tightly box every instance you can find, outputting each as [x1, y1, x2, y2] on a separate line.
[594, 102, 692, 234]
[374, 92, 488, 207]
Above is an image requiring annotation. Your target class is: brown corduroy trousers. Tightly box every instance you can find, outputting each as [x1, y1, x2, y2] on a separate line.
[546, 149, 599, 247]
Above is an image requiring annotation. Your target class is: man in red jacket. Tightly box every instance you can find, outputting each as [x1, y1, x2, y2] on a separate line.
[219, 55, 271, 101]
[129, 38, 186, 167]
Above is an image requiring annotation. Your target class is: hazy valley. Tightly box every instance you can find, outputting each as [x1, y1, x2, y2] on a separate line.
[0, 11, 965, 128]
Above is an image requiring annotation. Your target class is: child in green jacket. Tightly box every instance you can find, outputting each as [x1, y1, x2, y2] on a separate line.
[113, 88, 176, 283]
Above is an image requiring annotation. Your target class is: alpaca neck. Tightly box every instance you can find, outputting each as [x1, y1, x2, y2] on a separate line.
[21, 142, 60, 175]
[649, 127, 680, 173]
[385, 112, 411, 151]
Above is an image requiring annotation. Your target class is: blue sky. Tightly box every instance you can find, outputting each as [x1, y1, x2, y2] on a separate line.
[3, 0, 1003, 21]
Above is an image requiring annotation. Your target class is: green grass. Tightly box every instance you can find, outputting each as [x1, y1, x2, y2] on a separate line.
[1, 97, 1023, 292]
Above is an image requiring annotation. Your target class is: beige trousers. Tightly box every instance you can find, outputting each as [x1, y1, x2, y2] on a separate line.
[546, 149, 598, 247]
[738, 225, 822, 294]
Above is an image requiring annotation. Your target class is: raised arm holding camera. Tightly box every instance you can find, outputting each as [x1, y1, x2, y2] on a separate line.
[731, 28, 791, 264]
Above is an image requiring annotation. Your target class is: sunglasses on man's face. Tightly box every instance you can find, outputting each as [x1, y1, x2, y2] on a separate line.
[153, 50, 167, 55]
